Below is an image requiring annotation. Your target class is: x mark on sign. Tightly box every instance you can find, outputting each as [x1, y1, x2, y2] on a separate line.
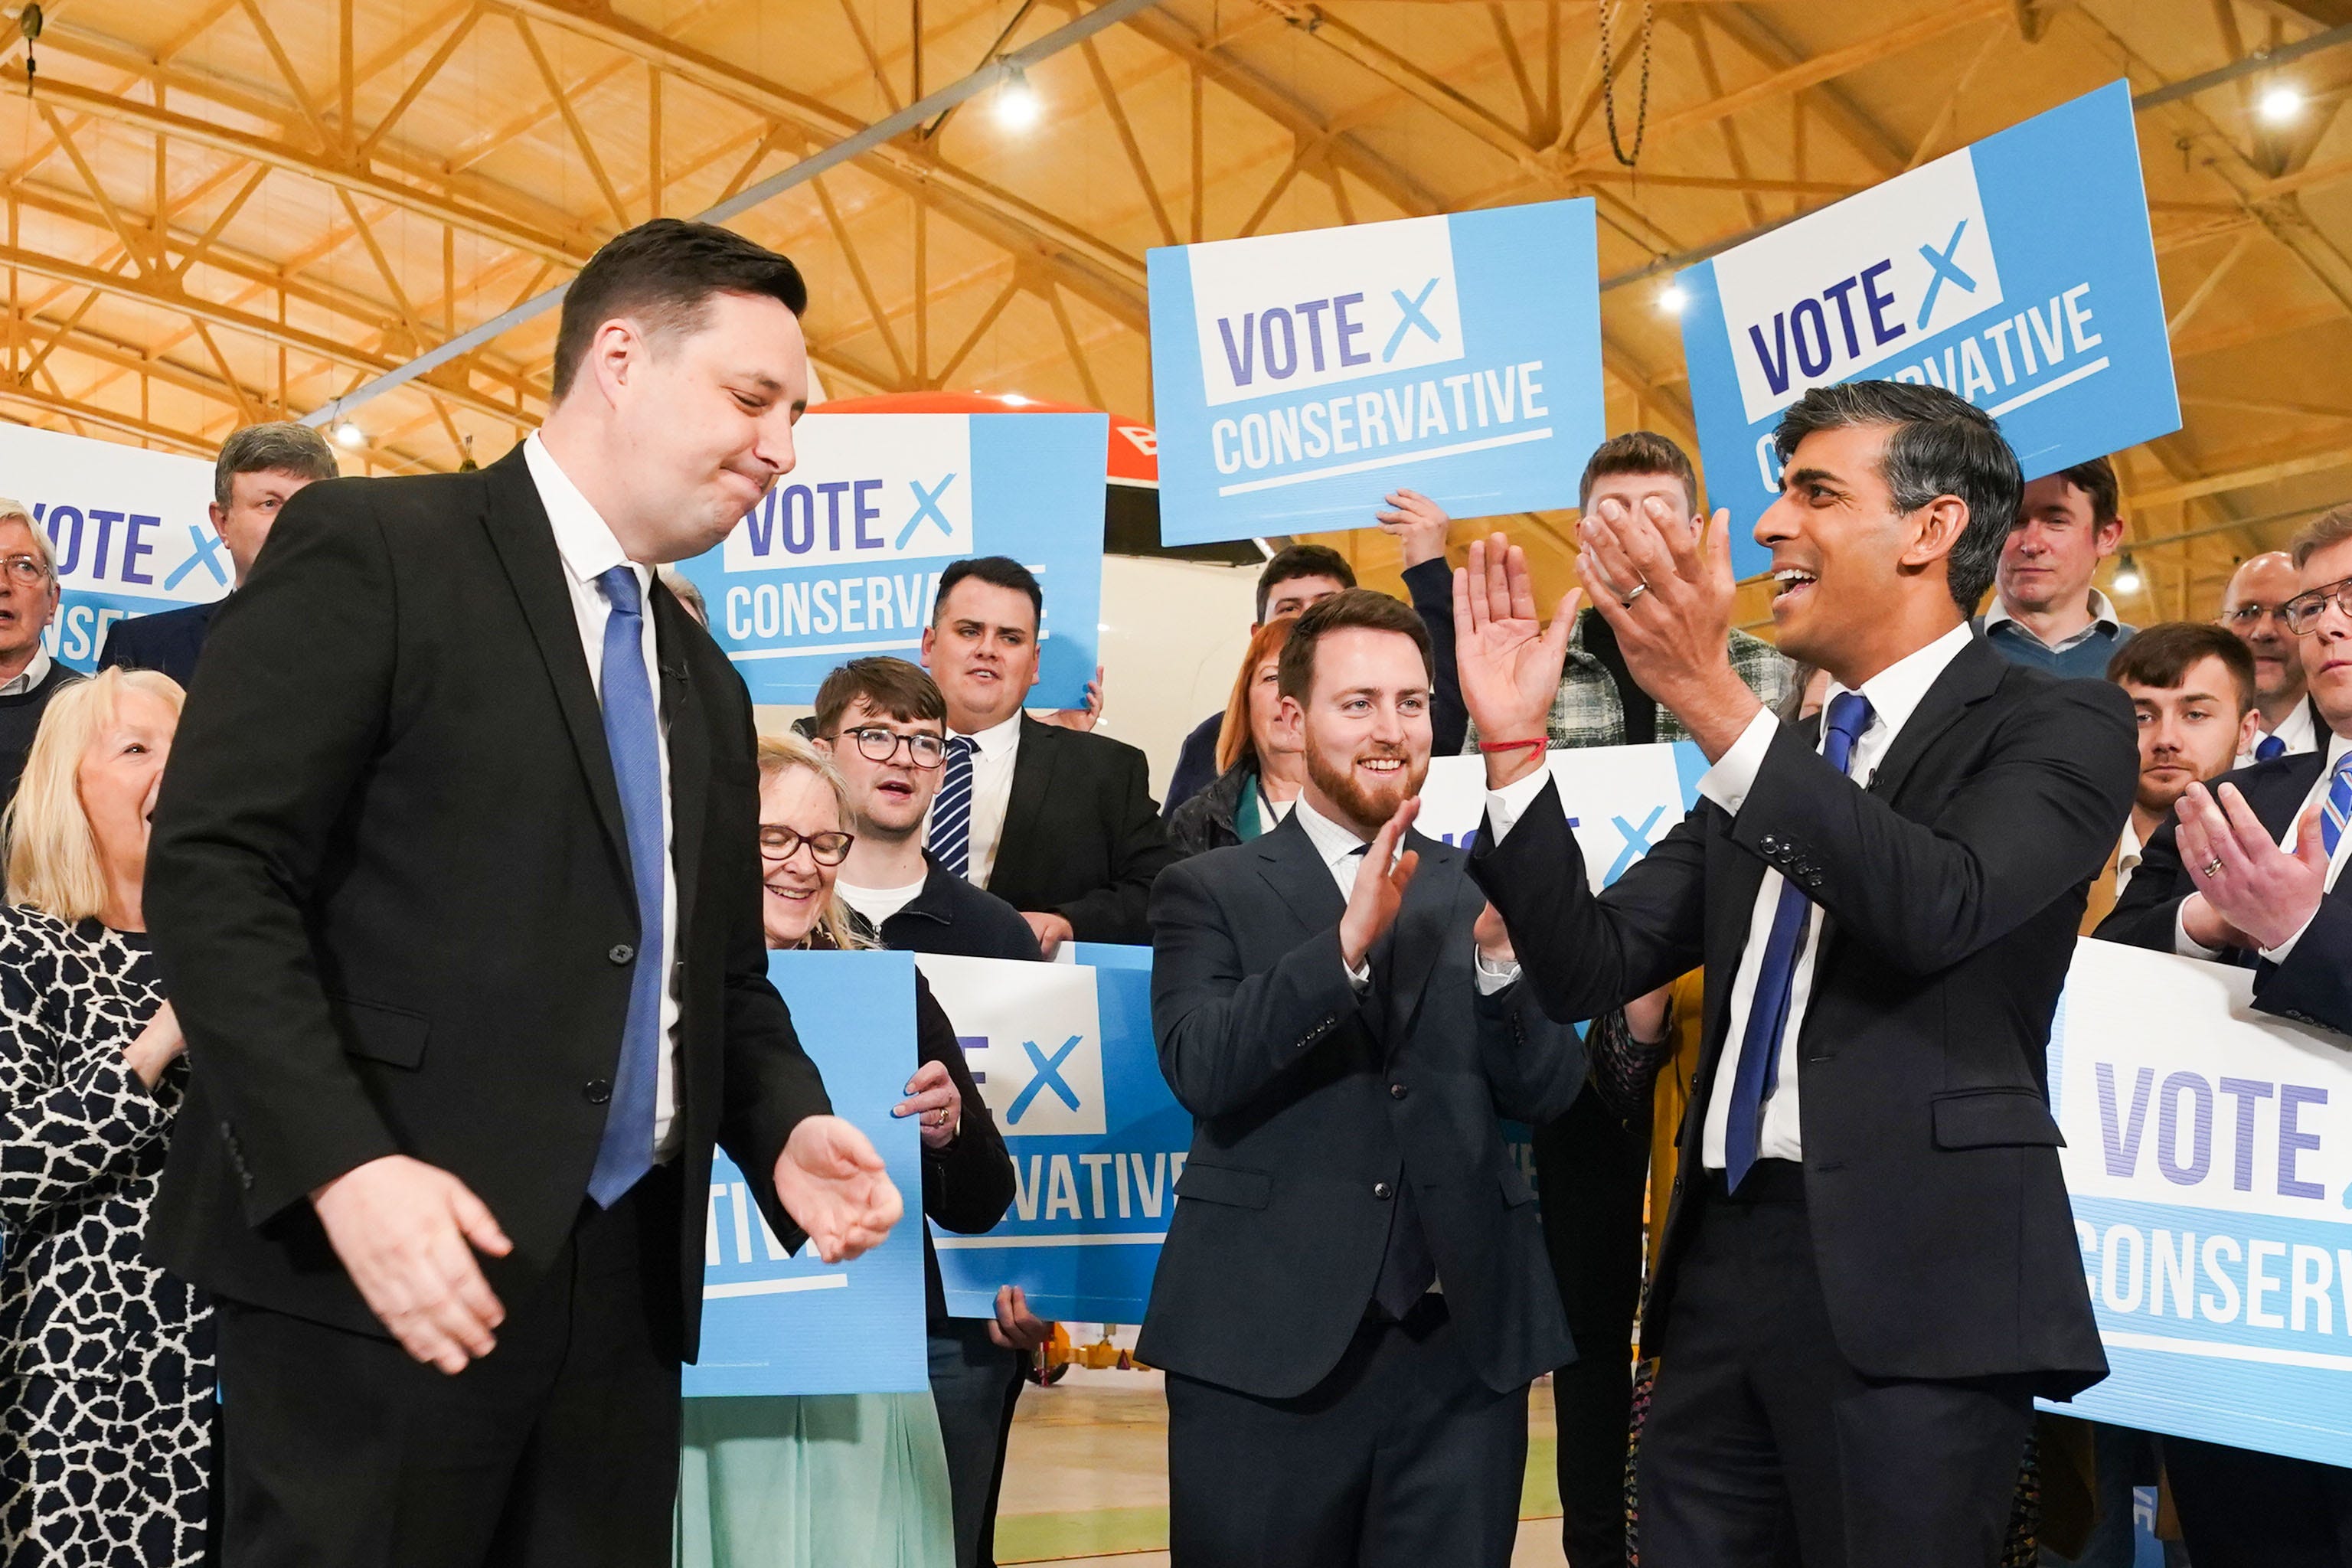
[1381, 279, 1442, 363]
[893, 473, 960, 550]
[1913, 219, 1979, 331]
[161, 526, 230, 592]
[1006, 1034, 1083, 1125]
[1606, 806, 1667, 883]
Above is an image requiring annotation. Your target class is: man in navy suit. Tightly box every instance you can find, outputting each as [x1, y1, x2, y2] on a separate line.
[2099, 499, 2352, 1567]
[97, 420, 339, 687]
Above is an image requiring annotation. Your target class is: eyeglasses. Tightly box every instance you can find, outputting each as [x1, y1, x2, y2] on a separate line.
[758, 825, 854, 865]
[2281, 578, 2352, 636]
[2221, 603, 2292, 630]
[0, 555, 51, 585]
[837, 726, 946, 769]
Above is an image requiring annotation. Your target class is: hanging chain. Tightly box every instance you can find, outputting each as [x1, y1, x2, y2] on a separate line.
[1597, 0, 1652, 168]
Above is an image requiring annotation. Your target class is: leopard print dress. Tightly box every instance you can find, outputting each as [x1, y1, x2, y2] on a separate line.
[0, 907, 210, 1566]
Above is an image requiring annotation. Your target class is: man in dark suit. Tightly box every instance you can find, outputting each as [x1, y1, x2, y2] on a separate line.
[2098, 500, 2352, 1567]
[920, 555, 1177, 953]
[1142, 588, 1586, 1566]
[97, 420, 341, 687]
[1456, 381, 2135, 1566]
[142, 219, 903, 1566]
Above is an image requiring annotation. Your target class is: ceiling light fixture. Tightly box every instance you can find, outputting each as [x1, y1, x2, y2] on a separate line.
[996, 64, 1041, 131]
[2112, 551, 2144, 597]
[2259, 83, 2305, 125]
[332, 420, 366, 449]
[1658, 284, 1688, 315]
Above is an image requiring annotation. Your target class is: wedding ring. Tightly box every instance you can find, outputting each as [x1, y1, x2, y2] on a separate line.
[1621, 582, 1650, 609]
[2202, 857, 2225, 879]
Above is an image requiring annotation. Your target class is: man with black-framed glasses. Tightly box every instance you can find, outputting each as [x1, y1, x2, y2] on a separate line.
[0, 497, 77, 808]
[2218, 550, 2324, 766]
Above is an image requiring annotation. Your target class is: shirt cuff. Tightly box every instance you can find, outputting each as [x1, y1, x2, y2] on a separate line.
[1346, 955, 1371, 991]
[1482, 764, 1555, 847]
[2173, 902, 2227, 961]
[1697, 709, 1779, 817]
[2259, 912, 2318, 966]
[1472, 950, 1521, 995]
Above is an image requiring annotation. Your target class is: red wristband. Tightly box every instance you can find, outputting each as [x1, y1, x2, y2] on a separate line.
[1477, 737, 1547, 756]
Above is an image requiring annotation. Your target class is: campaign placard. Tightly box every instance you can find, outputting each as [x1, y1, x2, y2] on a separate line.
[0, 423, 233, 671]
[2044, 938, 2352, 1467]
[677, 411, 1108, 706]
[1148, 201, 1606, 544]
[1414, 740, 1709, 871]
[922, 944, 1187, 1325]
[1676, 81, 2178, 580]
[685, 948, 928, 1396]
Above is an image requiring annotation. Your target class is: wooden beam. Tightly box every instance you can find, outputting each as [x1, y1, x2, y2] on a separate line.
[2134, 444, 2352, 507]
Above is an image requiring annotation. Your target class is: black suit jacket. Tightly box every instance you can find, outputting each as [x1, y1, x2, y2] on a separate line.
[1471, 635, 2134, 1396]
[2097, 747, 2352, 1034]
[142, 447, 831, 1357]
[1138, 812, 1586, 1400]
[96, 599, 217, 689]
[982, 716, 1178, 944]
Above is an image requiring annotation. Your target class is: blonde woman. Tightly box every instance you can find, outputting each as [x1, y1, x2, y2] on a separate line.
[678, 733, 1011, 1568]
[0, 668, 206, 1566]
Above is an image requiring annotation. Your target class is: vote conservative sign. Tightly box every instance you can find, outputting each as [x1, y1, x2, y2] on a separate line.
[1675, 81, 2178, 580]
[685, 949, 928, 1396]
[0, 423, 233, 671]
[1148, 201, 1606, 545]
[676, 410, 1108, 707]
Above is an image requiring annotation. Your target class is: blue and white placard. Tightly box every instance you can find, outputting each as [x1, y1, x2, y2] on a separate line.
[0, 423, 233, 671]
[1676, 82, 2178, 579]
[923, 945, 1186, 1325]
[1149, 201, 1606, 544]
[685, 949, 928, 1396]
[1414, 740, 1709, 869]
[2047, 938, 2352, 1467]
[678, 411, 1108, 706]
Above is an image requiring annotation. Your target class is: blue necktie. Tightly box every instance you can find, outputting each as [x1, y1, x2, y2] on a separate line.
[586, 565, 665, 1209]
[2321, 752, 2352, 858]
[1723, 691, 1873, 1191]
[928, 735, 976, 879]
[2257, 734, 2288, 763]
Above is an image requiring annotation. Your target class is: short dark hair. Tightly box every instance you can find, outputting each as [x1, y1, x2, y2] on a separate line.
[2030, 456, 2120, 530]
[551, 219, 808, 401]
[1579, 430, 1700, 513]
[933, 556, 1042, 629]
[1277, 588, 1432, 702]
[1772, 381, 2021, 616]
[813, 657, 946, 737]
[2106, 622, 2256, 714]
[2292, 503, 2352, 570]
[215, 422, 338, 508]
[1256, 544, 1354, 623]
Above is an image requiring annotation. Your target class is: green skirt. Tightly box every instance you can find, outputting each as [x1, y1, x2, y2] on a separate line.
[675, 1393, 956, 1568]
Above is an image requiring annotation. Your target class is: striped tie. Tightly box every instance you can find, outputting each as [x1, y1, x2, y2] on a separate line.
[2321, 752, 2352, 858]
[928, 735, 977, 880]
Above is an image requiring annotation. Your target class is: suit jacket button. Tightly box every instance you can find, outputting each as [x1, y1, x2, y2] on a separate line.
[609, 943, 635, 965]
[1390, 1083, 1407, 1099]
[586, 1078, 612, 1104]
[1373, 1181, 1393, 1200]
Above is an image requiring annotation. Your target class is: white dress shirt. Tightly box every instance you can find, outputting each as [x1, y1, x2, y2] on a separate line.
[2114, 818, 2145, 904]
[1485, 620, 1976, 1169]
[2236, 698, 2319, 769]
[524, 433, 683, 1161]
[2176, 728, 2352, 965]
[0, 645, 53, 696]
[938, 710, 1023, 890]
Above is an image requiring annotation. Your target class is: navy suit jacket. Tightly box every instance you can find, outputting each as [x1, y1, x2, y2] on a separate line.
[97, 599, 219, 689]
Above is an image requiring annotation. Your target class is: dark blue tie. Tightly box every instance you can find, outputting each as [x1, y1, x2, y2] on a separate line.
[586, 564, 665, 1208]
[2257, 733, 2288, 763]
[927, 735, 976, 879]
[1723, 691, 1872, 1191]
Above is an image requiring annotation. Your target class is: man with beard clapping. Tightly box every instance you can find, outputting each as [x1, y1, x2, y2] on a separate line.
[1139, 588, 1587, 1567]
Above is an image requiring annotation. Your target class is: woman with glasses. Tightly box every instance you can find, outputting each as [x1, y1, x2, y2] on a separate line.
[1166, 616, 1304, 858]
[678, 733, 1013, 1568]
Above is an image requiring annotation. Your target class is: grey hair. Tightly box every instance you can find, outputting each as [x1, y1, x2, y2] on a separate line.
[0, 498, 56, 576]
[2292, 504, 2352, 570]
[214, 422, 339, 508]
[1772, 381, 2022, 615]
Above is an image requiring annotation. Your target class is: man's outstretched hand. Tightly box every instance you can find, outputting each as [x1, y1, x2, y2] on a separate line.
[775, 1114, 904, 1264]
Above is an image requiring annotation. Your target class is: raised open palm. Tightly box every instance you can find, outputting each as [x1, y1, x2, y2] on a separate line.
[1452, 532, 1579, 746]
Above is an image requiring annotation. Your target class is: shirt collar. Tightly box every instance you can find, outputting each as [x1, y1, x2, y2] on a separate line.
[2118, 818, 2144, 873]
[1824, 621, 1976, 746]
[0, 644, 52, 695]
[956, 708, 1025, 755]
[2271, 701, 2319, 750]
[524, 432, 637, 591]
[1292, 792, 1372, 871]
[2327, 727, 2352, 771]
[1981, 588, 2122, 638]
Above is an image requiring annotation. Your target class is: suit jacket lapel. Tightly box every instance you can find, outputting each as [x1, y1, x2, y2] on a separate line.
[1385, 832, 1470, 1043]
[477, 448, 631, 874]
[1250, 812, 1346, 936]
[1864, 633, 2006, 805]
[989, 716, 1060, 891]
[652, 583, 709, 926]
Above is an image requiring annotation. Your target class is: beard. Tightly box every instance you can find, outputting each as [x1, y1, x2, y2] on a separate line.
[1305, 741, 1427, 838]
